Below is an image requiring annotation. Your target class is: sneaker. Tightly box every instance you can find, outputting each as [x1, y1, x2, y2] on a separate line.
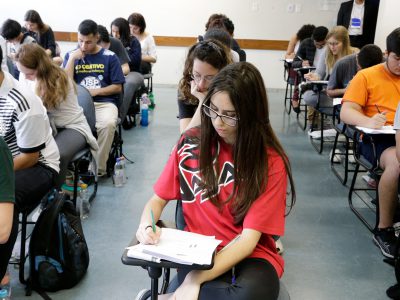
[135, 289, 151, 300]
[275, 238, 284, 255]
[0, 282, 11, 299]
[373, 227, 397, 258]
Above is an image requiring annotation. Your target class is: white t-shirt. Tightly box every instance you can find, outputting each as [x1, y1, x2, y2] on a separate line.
[348, 1, 365, 36]
[0, 71, 60, 173]
[140, 33, 157, 61]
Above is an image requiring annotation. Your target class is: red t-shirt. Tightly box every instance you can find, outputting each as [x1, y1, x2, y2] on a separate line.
[154, 130, 287, 277]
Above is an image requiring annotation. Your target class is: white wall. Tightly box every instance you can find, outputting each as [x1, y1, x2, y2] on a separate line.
[374, 0, 399, 52]
[0, 0, 344, 88]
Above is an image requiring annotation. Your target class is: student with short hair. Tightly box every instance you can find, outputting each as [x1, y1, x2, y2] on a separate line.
[128, 13, 157, 74]
[63, 19, 125, 176]
[341, 28, 400, 259]
[136, 62, 295, 300]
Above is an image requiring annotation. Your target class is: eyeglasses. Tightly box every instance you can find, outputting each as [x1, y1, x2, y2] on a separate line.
[191, 73, 215, 84]
[202, 103, 238, 127]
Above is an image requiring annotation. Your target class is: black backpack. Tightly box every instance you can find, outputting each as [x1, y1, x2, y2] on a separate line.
[28, 191, 89, 298]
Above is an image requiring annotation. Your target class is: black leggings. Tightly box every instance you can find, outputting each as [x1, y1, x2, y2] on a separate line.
[175, 258, 280, 300]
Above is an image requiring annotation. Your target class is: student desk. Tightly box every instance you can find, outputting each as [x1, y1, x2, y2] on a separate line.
[122, 236, 215, 300]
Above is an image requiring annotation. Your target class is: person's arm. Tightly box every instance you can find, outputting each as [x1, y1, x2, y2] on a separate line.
[121, 63, 130, 76]
[327, 88, 346, 98]
[170, 229, 261, 300]
[0, 203, 13, 244]
[142, 34, 157, 63]
[88, 83, 122, 98]
[136, 194, 167, 244]
[63, 49, 83, 79]
[13, 151, 39, 170]
[285, 34, 298, 59]
[396, 131, 400, 163]
[340, 101, 386, 128]
[180, 81, 206, 133]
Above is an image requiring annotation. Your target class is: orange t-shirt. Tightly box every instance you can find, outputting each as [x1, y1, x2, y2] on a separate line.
[342, 64, 400, 125]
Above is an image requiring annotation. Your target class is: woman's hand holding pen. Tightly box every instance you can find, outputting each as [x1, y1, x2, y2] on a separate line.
[136, 222, 161, 245]
[304, 71, 318, 81]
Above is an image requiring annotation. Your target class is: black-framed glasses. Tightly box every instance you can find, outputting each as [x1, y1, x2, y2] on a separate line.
[202, 103, 238, 127]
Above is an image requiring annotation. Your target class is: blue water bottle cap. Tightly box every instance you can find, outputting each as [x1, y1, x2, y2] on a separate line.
[0, 289, 7, 297]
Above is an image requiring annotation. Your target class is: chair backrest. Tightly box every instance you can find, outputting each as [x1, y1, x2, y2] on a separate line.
[76, 84, 96, 134]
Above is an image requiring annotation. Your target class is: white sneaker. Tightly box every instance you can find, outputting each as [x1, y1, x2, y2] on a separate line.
[275, 238, 284, 255]
[135, 289, 151, 300]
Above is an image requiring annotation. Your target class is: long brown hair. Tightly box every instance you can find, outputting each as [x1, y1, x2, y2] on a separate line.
[24, 10, 48, 34]
[15, 43, 71, 110]
[199, 62, 295, 224]
[178, 40, 231, 105]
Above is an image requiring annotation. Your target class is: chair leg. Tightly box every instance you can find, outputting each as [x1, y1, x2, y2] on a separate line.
[19, 211, 28, 285]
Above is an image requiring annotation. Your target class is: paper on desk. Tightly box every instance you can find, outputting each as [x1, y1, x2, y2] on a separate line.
[132, 228, 222, 265]
[126, 245, 161, 263]
[333, 98, 342, 106]
[356, 125, 396, 134]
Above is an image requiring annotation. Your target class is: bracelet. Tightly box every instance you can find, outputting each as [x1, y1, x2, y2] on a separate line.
[145, 225, 153, 231]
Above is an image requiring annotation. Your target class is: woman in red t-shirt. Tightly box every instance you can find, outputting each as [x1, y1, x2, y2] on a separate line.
[136, 62, 295, 300]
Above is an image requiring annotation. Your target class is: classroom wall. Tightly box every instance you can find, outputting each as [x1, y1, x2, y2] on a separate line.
[374, 0, 399, 52]
[0, 0, 344, 89]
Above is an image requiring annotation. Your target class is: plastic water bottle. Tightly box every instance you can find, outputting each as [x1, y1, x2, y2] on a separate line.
[79, 183, 90, 219]
[148, 92, 155, 110]
[113, 158, 124, 187]
[140, 104, 149, 126]
[119, 156, 127, 184]
[0, 288, 10, 300]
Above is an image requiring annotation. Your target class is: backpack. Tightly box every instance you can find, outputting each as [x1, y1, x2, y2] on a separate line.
[28, 191, 89, 298]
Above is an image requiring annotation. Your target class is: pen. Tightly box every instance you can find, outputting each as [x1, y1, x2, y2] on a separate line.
[375, 104, 382, 114]
[150, 209, 156, 233]
[296, 55, 303, 61]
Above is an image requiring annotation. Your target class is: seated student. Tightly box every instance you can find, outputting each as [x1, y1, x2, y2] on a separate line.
[0, 19, 36, 78]
[97, 24, 130, 75]
[327, 44, 383, 98]
[0, 137, 15, 298]
[303, 26, 358, 113]
[0, 45, 60, 291]
[110, 17, 141, 73]
[291, 26, 328, 112]
[63, 19, 125, 177]
[136, 62, 295, 300]
[0, 36, 8, 73]
[128, 13, 157, 75]
[15, 43, 99, 187]
[177, 40, 232, 133]
[204, 28, 239, 62]
[201, 13, 246, 62]
[285, 24, 316, 59]
[340, 27, 400, 259]
[23, 10, 57, 58]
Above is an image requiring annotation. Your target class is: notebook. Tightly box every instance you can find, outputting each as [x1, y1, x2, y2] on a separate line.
[126, 228, 222, 265]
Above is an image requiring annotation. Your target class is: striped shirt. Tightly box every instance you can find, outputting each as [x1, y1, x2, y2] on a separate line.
[0, 71, 59, 173]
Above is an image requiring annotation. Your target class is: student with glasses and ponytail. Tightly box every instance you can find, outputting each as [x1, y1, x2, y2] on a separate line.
[136, 62, 295, 300]
[177, 40, 232, 133]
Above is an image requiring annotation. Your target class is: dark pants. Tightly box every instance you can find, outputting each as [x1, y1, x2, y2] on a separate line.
[55, 128, 87, 188]
[0, 164, 56, 280]
[359, 134, 396, 167]
[175, 258, 280, 300]
[140, 61, 152, 75]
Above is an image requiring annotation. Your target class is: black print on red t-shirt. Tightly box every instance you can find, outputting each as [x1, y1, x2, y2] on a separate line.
[178, 142, 234, 203]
